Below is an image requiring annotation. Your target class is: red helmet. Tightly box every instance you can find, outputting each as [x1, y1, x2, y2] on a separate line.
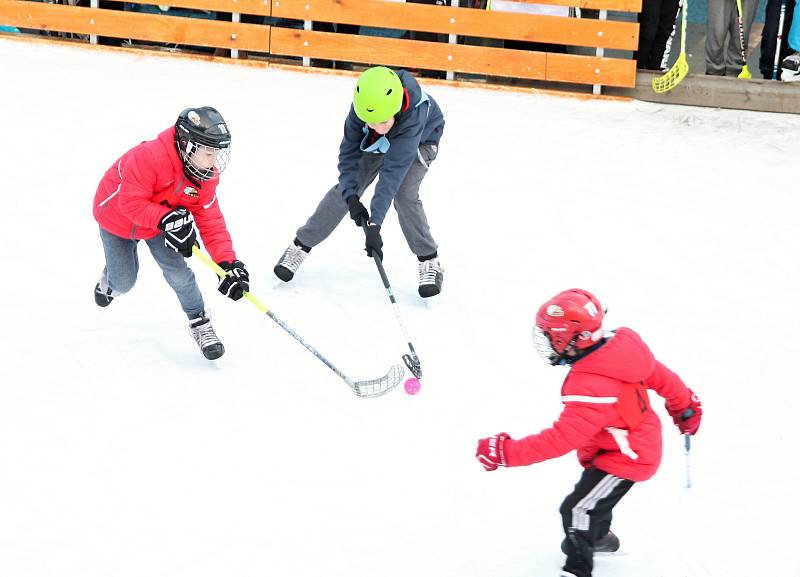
[533, 289, 605, 364]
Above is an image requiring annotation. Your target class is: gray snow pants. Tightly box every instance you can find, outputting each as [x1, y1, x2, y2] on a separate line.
[295, 143, 439, 258]
[705, 0, 758, 75]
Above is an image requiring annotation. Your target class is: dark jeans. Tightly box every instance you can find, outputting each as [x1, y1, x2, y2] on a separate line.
[636, 0, 681, 70]
[559, 468, 635, 577]
[760, 0, 796, 78]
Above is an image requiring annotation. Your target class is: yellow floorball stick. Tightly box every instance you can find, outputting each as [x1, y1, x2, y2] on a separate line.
[652, 0, 689, 93]
[191, 245, 403, 398]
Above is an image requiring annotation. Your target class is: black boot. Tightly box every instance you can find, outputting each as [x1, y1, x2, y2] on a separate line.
[561, 530, 619, 554]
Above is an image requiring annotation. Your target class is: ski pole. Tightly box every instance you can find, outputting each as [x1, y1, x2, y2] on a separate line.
[192, 246, 403, 398]
[361, 223, 423, 379]
[684, 434, 692, 489]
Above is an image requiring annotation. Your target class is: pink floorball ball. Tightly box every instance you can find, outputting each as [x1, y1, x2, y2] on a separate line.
[404, 378, 421, 395]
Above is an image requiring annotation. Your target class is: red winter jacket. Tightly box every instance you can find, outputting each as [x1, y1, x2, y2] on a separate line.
[504, 328, 693, 482]
[93, 127, 236, 263]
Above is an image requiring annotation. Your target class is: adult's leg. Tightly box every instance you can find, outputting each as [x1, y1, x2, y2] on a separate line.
[636, 0, 665, 68]
[725, 0, 753, 73]
[706, 0, 731, 74]
[739, 0, 761, 69]
[295, 154, 383, 248]
[648, 0, 681, 70]
[790, 0, 800, 51]
[146, 235, 205, 318]
[761, 0, 783, 77]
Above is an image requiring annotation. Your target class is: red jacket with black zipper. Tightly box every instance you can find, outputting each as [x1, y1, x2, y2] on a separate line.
[92, 127, 236, 263]
[503, 328, 693, 482]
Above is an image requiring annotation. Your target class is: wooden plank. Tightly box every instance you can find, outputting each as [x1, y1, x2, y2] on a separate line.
[272, 0, 638, 50]
[271, 28, 636, 87]
[100, 0, 272, 17]
[1, 1, 271, 50]
[495, 0, 641, 13]
[545, 51, 635, 86]
[101, 0, 643, 17]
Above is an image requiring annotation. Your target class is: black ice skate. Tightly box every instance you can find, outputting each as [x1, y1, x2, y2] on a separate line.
[560, 530, 619, 555]
[94, 281, 114, 307]
[418, 257, 444, 298]
[274, 242, 309, 282]
[189, 312, 225, 360]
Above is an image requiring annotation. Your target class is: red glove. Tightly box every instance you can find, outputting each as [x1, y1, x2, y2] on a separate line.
[667, 390, 702, 435]
[476, 433, 510, 471]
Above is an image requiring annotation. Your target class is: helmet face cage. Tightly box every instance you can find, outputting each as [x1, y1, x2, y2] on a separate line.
[175, 107, 231, 182]
[180, 141, 231, 182]
[532, 325, 562, 365]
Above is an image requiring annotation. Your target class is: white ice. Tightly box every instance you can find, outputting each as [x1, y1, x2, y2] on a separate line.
[2, 36, 799, 577]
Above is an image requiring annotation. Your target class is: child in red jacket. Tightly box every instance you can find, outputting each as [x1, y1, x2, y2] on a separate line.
[92, 107, 249, 360]
[476, 288, 702, 577]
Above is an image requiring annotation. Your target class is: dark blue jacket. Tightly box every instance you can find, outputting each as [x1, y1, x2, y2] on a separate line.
[337, 70, 445, 225]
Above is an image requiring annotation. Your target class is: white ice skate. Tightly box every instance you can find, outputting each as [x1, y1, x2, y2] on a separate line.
[418, 257, 444, 298]
[94, 280, 115, 307]
[780, 52, 800, 82]
[274, 243, 309, 282]
[189, 312, 225, 360]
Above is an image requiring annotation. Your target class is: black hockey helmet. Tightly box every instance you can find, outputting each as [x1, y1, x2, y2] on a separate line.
[174, 106, 231, 182]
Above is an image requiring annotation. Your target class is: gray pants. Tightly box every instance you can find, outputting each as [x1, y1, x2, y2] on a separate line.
[705, 0, 758, 75]
[99, 227, 205, 318]
[296, 143, 439, 257]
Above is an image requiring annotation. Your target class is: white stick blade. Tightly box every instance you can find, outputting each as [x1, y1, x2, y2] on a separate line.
[352, 364, 405, 398]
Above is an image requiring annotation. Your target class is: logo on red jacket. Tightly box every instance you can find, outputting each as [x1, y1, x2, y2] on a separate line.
[183, 186, 199, 198]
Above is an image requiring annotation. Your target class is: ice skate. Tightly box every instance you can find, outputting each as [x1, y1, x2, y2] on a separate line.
[274, 242, 309, 282]
[418, 257, 444, 298]
[94, 278, 115, 307]
[780, 52, 800, 82]
[189, 312, 225, 360]
[561, 530, 619, 555]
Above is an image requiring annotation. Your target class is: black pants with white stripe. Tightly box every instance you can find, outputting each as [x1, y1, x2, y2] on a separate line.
[559, 468, 634, 577]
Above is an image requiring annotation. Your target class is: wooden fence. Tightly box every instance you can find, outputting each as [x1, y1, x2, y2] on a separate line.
[0, 0, 642, 92]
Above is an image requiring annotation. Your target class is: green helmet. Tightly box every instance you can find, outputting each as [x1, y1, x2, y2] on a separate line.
[353, 66, 403, 124]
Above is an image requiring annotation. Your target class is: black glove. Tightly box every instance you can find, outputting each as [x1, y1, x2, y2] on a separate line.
[158, 207, 197, 258]
[346, 195, 369, 227]
[364, 223, 383, 260]
[217, 260, 249, 301]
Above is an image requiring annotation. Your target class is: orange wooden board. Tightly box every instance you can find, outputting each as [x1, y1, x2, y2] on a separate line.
[1, 1, 271, 50]
[272, 0, 638, 50]
[100, 0, 272, 17]
[271, 28, 636, 87]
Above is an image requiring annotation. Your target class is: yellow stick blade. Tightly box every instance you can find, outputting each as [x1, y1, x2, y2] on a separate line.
[652, 54, 689, 93]
[738, 65, 752, 79]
